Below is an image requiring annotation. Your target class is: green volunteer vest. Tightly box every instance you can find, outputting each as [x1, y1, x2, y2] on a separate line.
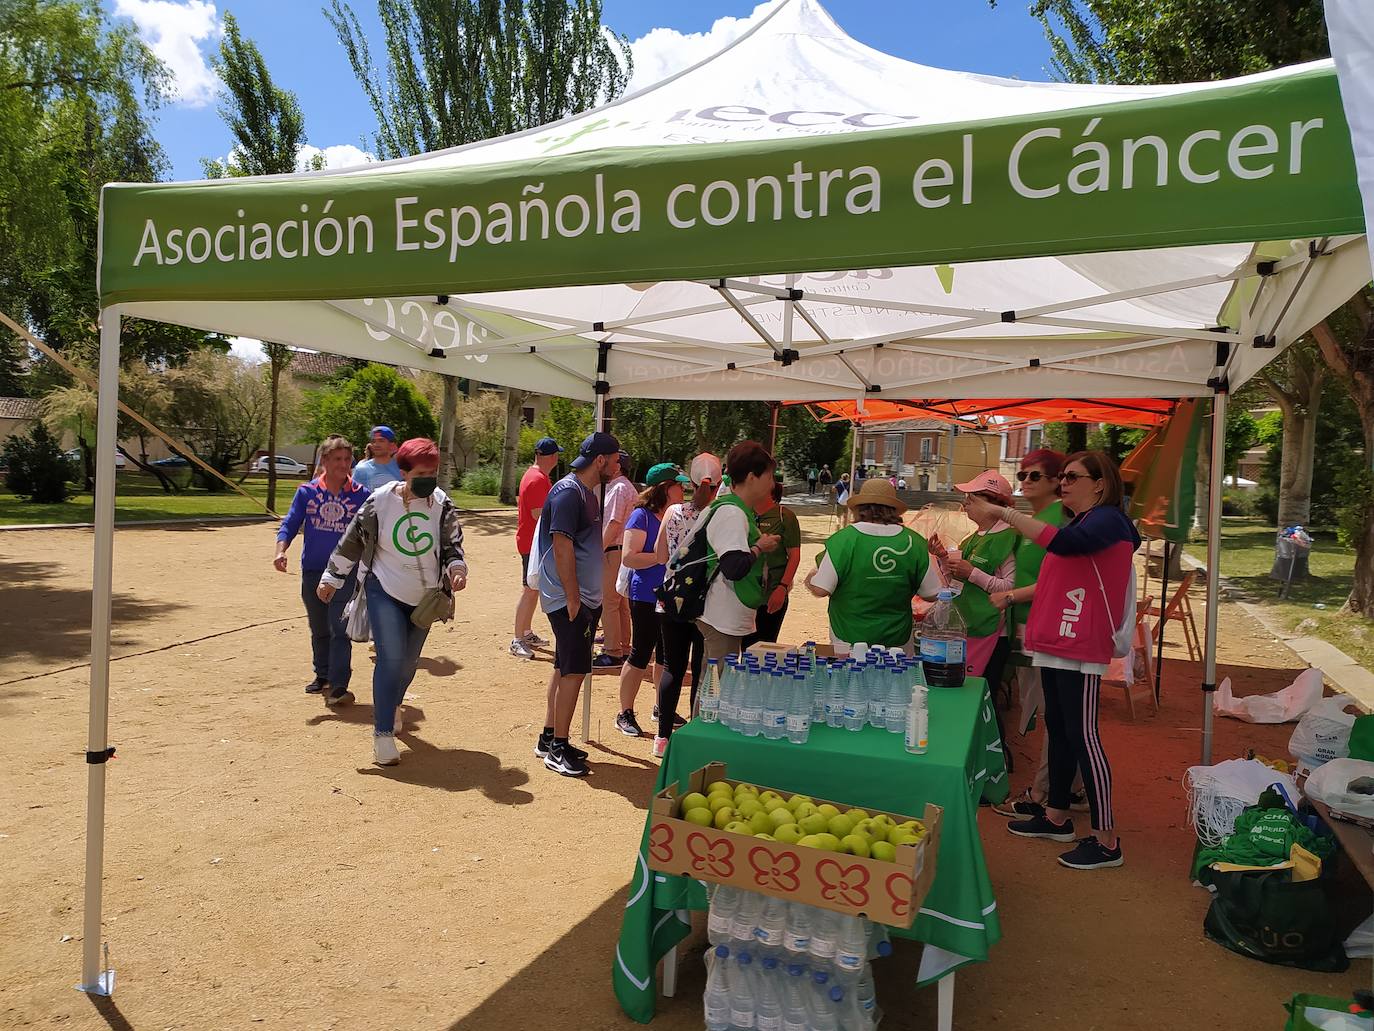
[953, 526, 1018, 638]
[1012, 501, 1068, 633]
[705, 493, 767, 609]
[822, 525, 931, 647]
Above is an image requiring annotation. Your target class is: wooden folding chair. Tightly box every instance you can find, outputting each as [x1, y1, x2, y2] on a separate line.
[1110, 600, 1158, 720]
[1146, 571, 1202, 661]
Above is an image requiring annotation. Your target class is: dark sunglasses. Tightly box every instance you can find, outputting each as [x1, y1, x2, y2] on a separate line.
[1016, 470, 1046, 483]
[1058, 471, 1098, 484]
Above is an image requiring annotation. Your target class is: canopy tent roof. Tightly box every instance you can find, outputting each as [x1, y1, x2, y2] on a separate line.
[798, 397, 1175, 429]
[97, 0, 1368, 403]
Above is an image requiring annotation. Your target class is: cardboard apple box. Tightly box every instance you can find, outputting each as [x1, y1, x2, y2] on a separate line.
[646, 762, 941, 928]
[746, 642, 837, 660]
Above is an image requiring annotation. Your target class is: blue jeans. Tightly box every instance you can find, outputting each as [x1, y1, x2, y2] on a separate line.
[364, 573, 431, 734]
[302, 568, 355, 691]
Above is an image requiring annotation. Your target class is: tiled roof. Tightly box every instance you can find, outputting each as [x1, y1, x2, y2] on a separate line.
[288, 349, 354, 379]
[0, 396, 40, 420]
[861, 418, 949, 433]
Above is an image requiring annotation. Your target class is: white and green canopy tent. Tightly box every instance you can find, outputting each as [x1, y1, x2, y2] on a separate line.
[81, 0, 1371, 996]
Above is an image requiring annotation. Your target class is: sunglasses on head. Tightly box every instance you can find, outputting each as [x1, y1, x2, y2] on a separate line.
[1016, 470, 1046, 483]
[1058, 471, 1097, 484]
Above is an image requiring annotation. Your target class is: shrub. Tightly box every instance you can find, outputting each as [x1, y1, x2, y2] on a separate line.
[1255, 488, 1279, 525]
[2, 423, 74, 503]
[460, 463, 502, 496]
[1221, 491, 1257, 517]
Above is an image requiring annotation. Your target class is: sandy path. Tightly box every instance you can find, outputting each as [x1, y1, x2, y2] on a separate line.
[0, 510, 1366, 1030]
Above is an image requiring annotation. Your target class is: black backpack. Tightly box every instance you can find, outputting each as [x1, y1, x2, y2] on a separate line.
[655, 505, 724, 624]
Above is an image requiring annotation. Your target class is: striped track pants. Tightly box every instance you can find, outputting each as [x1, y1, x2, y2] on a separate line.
[1041, 666, 1114, 831]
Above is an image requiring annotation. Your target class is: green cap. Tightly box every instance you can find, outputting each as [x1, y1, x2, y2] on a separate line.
[646, 462, 691, 486]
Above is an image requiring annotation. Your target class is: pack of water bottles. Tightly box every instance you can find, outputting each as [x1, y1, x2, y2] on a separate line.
[698, 643, 931, 755]
[704, 885, 889, 1031]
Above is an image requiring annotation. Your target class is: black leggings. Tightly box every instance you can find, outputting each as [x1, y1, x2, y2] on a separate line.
[656, 617, 704, 739]
[628, 599, 663, 670]
[1041, 666, 1114, 831]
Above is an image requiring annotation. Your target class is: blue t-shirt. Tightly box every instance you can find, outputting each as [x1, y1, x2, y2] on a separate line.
[537, 474, 603, 612]
[276, 477, 370, 571]
[625, 507, 665, 603]
[352, 457, 401, 491]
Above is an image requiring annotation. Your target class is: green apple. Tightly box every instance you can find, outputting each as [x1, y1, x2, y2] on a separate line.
[871, 841, 897, 863]
[816, 804, 841, 820]
[812, 833, 842, 852]
[724, 820, 753, 835]
[705, 781, 733, 796]
[748, 812, 773, 834]
[889, 829, 922, 847]
[841, 834, 871, 858]
[736, 799, 764, 820]
[755, 832, 776, 841]
[797, 834, 823, 849]
[793, 803, 820, 821]
[768, 808, 798, 831]
[827, 815, 856, 840]
[845, 808, 871, 823]
[853, 819, 882, 841]
[870, 814, 895, 830]
[773, 824, 803, 845]
[759, 790, 783, 804]
[707, 795, 735, 814]
[680, 792, 709, 813]
[684, 807, 714, 827]
[762, 796, 790, 813]
[799, 813, 830, 836]
[712, 807, 736, 830]
[894, 820, 926, 840]
[735, 782, 760, 797]
[786, 794, 814, 812]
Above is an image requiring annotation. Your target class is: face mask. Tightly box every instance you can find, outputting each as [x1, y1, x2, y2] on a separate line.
[411, 476, 438, 498]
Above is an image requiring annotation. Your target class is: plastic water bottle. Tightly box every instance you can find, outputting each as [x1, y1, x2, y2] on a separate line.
[782, 901, 812, 961]
[811, 662, 827, 723]
[762, 671, 787, 740]
[833, 914, 868, 980]
[905, 679, 929, 755]
[822, 664, 844, 729]
[699, 658, 721, 724]
[705, 945, 732, 1031]
[808, 971, 837, 1030]
[755, 956, 784, 1031]
[808, 908, 838, 967]
[708, 886, 740, 946]
[866, 662, 888, 729]
[755, 895, 787, 959]
[786, 674, 810, 744]
[886, 664, 911, 734]
[842, 663, 867, 731]
[739, 667, 764, 738]
[781, 964, 810, 1031]
[729, 950, 758, 1030]
[855, 969, 880, 1030]
[866, 921, 893, 960]
[720, 660, 740, 730]
[919, 590, 967, 687]
[732, 890, 762, 950]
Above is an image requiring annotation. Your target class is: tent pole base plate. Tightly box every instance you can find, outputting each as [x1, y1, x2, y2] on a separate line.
[75, 968, 115, 997]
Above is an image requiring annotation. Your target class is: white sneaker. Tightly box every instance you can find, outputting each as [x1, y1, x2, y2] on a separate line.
[373, 733, 400, 766]
[509, 637, 535, 659]
[523, 631, 549, 648]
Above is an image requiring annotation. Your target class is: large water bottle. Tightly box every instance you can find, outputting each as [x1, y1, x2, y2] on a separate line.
[719, 660, 741, 731]
[808, 908, 838, 967]
[841, 663, 867, 731]
[699, 658, 721, 724]
[808, 971, 837, 1030]
[781, 964, 810, 1031]
[739, 667, 764, 738]
[866, 661, 888, 729]
[866, 921, 893, 960]
[833, 914, 868, 981]
[782, 901, 812, 962]
[885, 664, 911, 734]
[823, 664, 845, 729]
[855, 968, 881, 1030]
[755, 894, 787, 959]
[708, 885, 740, 946]
[811, 662, 827, 723]
[919, 590, 967, 687]
[705, 945, 732, 1031]
[729, 951, 758, 1030]
[762, 670, 787, 741]
[732, 890, 763, 950]
[904, 679, 929, 755]
[786, 673, 810, 744]
[755, 956, 784, 1031]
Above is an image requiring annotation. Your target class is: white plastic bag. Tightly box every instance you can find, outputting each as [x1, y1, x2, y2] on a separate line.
[1212, 668, 1324, 724]
[1289, 693, 1360, 774]
[1346, 913, 1374, 960]
[1184, 758, 1300, 846]
[616, 560, 632, 598]
[343, 589, 370, 643]
[1304, 757, 1374, 821]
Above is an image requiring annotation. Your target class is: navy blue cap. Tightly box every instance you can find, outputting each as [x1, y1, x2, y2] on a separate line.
[370, 425, 396, 442]
[534, 436, 563, 456]
[571, 431, 621, 469]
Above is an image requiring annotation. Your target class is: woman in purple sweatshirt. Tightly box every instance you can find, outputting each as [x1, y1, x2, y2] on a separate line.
[965, 450, 1139, 871]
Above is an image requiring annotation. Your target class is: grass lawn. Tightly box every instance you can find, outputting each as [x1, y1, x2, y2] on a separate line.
[0, 474, 511, 526]
[1189, 517, 1374, 671]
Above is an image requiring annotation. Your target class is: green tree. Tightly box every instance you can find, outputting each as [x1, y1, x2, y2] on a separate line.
[326, 0, 632, 501]
[536, 395, 594, 457]
[165, 351, 274, 488]
[302, 363, 438, 452]
[205, 12, 308, 512]
[2, 421, 73, 503]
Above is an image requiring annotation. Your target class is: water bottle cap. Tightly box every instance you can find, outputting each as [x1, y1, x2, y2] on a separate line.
[812, 971, 829, 985]
[876, 941, 893, 957]
[762, 957, 778, 970]
[787, 964, 804, 976]
[738, 952, 753, 965]
[829, 986, 845, 1003]
[715, 945, 730, 958]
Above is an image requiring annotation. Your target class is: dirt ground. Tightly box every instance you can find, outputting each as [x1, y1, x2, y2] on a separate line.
[1, 507, 1369, 1031]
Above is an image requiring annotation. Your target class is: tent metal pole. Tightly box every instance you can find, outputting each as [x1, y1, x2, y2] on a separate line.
[1200, 391, 1227, 765]
[585, 369, 608, 744]
[79, 307, 121, 997]
[1155, 540, 1170, 704]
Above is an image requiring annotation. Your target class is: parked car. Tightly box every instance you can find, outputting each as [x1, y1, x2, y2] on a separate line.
[251, 455, 310, 475]
[151, 455, 190, 469]
[64, 448, 126, 470]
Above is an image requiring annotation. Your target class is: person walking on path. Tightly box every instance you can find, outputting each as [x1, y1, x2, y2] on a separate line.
[807, 465, 819, 496]
[613, 463, 689, 738]
[819, 464, 832, 496]
[352, 426, 402, 490]
[596, 451, 636, 668]
[965, 450, 1138, 870]
[652, 452, 721, 755]
[273, 435, 369, 707]
[743, 475, 801, 648]
[804, 478, 943, 655]
[988, 449, 1085, 820]
[697, 441, 781, 661]
[511, 437, 562, 659]
[317, 438, 467, 767]
[533, 431, 621, 777]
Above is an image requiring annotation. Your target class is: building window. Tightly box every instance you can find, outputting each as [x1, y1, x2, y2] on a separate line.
[920, 437, 932, 462]
[1029, 426, 1043, 452]
[522, 406, 536, 426]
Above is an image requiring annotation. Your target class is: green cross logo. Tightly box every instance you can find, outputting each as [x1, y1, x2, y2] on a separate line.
[393, 512, 433, 557]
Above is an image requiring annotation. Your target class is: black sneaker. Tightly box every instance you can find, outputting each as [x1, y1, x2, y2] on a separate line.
[615, 709, 644, 737]
[1007, 814, 1076, 842]
[534, 731, 553, 759]
[545, 741, 589, 777]
[1069, 792, 1090, 813]
[593, 653, 626, 669]
[325, 686, 354, 708]
[650, 706, 687, 728]
[305, 678, 326, 694]
[1058, 835, 1124, 870]
[992, 790, 1044, 819]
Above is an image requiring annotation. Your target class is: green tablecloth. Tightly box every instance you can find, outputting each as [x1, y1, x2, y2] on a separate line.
[613, 678, 1008, 1023]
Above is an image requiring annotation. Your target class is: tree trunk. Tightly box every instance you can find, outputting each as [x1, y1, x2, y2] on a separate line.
[438, 374, 460, 487]
[499, 390, 524, 504]
[266, 355, 281, 513]
[1066, 423, 1088, 453]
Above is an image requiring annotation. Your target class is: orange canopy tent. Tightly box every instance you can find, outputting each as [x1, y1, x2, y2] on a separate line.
[794, 397, 1175, 428]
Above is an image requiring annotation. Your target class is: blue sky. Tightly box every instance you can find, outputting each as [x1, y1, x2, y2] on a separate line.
[107, 0, 1059, 183]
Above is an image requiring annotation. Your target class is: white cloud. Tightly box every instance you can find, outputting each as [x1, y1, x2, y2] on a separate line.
[627, 1, 783, 93]
[296, 144, 375, 171]
[228, 337, 264, 363]
[114, 0, 221, 108]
